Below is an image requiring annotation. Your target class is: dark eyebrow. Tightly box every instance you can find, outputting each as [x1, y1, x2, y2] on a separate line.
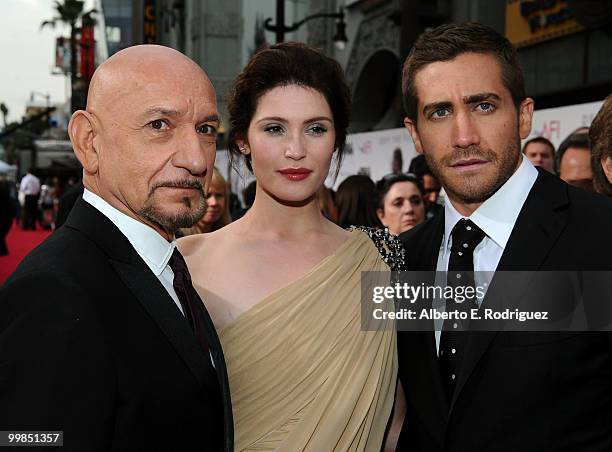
[142, 107, 183, 117]
[422, 101, 452, 117]
[463, 92, 501, 104]
[306, 116, 333, 124]
[422, 93, 501, 117]
[200, 114, 220, 124]
[140, 108, 219, 124]
[256, 116, 333, 124]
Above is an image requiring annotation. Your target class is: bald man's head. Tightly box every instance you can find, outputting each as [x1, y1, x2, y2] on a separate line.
[87, 45, 212, 113]
[68, 45, 220, 240]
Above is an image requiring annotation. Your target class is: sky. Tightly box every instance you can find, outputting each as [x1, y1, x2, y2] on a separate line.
[0, 0, 310, 126]
[0, 0, 71, 124]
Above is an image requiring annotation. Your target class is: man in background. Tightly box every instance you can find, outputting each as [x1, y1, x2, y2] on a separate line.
[409, 154, 442, 216]
[19, 168, 40, 230]
[522, 136, 555, 173]
[558, 131, 593, 191]
[0, 175, 13, 255]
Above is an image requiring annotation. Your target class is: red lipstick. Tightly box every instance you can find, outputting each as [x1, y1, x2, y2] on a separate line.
[278, 167, 312, 181]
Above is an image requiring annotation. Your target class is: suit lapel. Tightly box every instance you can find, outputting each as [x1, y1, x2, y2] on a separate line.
[110, 257, 218, 391]
[400, 211, 449, 445]
[450, 170, 570, 411]
[65, 199, 219, 392]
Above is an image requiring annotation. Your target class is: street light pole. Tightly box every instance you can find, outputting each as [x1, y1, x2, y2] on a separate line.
[275, 0, 285, 44]
[265, 0, 348, 47]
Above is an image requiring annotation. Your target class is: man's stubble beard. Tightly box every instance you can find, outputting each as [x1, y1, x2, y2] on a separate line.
[424, 138, 522, 205]
[138, 180, 207, 234]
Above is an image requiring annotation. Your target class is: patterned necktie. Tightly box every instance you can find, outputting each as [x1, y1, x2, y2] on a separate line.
[168, 248, 210, 356]
[439, 218, 486, 402]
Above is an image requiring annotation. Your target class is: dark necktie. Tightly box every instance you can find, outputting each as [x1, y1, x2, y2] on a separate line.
[169, 249, 225, 450]
[168, 248, 210, 356]
[439, 218, 486, 402]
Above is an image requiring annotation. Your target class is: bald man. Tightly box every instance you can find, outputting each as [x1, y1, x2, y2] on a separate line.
[0, 46, 233, 451]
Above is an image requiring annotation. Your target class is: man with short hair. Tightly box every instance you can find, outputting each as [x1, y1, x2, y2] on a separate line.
[409, 154, 442, 216]
[558, 131, 594, 191]
[522, 136, 555, 173]
[0, 45, 233, 451]
[397, 22, 612, 451]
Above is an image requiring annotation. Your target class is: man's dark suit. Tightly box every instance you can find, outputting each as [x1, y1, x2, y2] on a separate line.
[0, 198, 233, 451]
[396, 168, 612, 452]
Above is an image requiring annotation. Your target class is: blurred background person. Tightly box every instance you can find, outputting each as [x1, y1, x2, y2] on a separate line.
[335, 174, 382, 229]
[232, 180, 257, 220]
[409, 154, 442, 216]
[558, 131, 593, 191]
[179, 167, 231, 237]
[391, 147, 403, 175]
[0, 175, 13, 256]
[376, 173, 425, 236]
[522, 136, 556, 173]
[19, 168, 40, 230]
[39, 178, 58, 230]
[589, 95, 612, 197]
[317, 185, 338, 222]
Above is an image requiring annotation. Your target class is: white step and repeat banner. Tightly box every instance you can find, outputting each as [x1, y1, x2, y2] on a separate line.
[216, 99, 606, 199]
[526, 100, 603, 149]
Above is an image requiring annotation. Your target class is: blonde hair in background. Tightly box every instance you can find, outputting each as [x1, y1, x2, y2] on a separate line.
[180, 167, 232, 236]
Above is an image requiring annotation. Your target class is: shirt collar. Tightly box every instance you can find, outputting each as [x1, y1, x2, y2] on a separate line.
[82, 189, 176, 276]
[442, 156, 538, 253]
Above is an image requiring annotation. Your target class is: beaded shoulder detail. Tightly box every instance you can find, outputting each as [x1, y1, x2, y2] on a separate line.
[350, 226, 406, 271]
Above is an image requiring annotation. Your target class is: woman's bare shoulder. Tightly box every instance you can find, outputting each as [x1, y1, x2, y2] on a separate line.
[177, 220, 242, 258]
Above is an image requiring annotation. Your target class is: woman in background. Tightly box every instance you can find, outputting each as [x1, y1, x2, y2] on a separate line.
[316, 184, 337, 222]
[376, 173, 426, 236]
[335, 174, 382, 229]
[179, 167, 231, 236]
[178, 42, 403, 451]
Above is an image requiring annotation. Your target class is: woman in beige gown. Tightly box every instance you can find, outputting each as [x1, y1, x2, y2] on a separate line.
[178, 42, 404, 451]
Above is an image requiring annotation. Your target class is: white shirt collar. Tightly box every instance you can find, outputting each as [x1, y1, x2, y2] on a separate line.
[443, 156, 538, 252]
[82, 189, 176, 276]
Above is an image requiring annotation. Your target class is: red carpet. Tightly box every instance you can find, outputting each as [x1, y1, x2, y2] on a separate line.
[0, 222, 52, 284]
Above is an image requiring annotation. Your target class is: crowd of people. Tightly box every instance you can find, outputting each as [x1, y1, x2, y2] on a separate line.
[0, 172, 83, 256]
[1, 20, 612, 452]
[521, 94, 612, 195]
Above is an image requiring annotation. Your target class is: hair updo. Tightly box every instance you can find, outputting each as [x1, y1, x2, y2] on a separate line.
[227, 41, 351, 176]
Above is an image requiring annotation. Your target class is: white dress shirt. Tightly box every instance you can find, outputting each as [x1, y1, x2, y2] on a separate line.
[82, 189, 184, 316]
[20, 173, 41, 196]
[433, 156, 538, 351]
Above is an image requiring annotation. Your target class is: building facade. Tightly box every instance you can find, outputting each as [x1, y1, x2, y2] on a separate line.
[339, 0, 612, 132]
[102, 0, 612, 135]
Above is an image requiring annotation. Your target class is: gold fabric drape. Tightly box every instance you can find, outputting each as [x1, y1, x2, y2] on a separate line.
[219, 230, 397, 451]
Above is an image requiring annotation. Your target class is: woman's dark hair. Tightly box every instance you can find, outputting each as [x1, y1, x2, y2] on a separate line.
[335, 175, 382, 229]
[227, 42, 351, 177]
[376, 173, 425, 211]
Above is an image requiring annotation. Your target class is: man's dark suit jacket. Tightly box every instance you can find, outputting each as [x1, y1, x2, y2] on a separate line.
[396, 168, 612, 452]
[55, 181, 84, 229]
[0, 198, 233, 451]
